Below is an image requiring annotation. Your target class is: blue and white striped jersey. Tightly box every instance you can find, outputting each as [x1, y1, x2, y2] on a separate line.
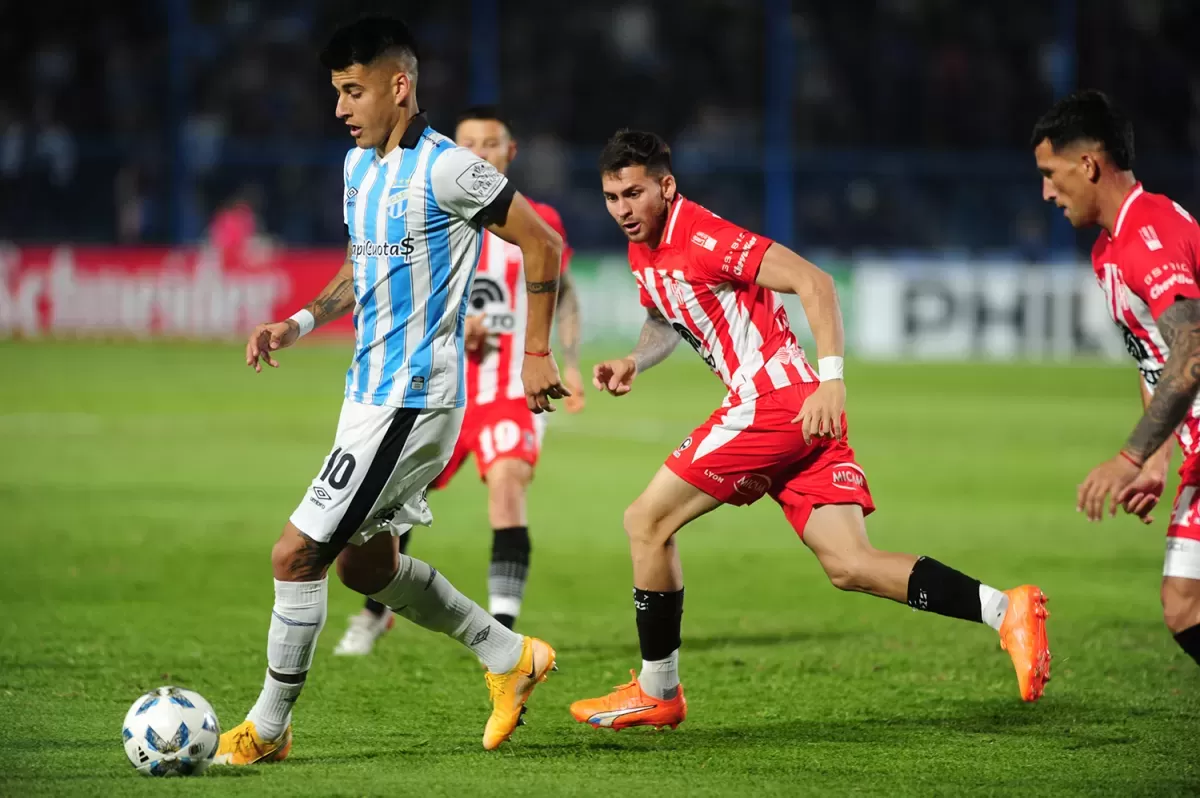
[341, 113, 511, 409]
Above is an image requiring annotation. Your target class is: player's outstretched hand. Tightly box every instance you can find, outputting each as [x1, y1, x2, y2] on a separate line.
[1115, 467, 1165, 525]
[523, 354, 569, 414]
[245, 320, 300, 373]
[564, 366, 586, 413]
[592, 357, 637, 397]
[1077, 454, 1141, 522]
[793, 380, 845, 444]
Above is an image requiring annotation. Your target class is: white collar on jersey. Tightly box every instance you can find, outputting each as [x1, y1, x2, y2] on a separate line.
[662, 195, 687, 246]
[1112, 182, 1144, 238]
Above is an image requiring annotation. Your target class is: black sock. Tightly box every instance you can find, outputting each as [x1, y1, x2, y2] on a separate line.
[363, 533, 412, 617]
[906, 556, 983, 623]
[1173, 623, 1200, 666]
[490, 527, 531, 629]
[634, 587, 684, 661]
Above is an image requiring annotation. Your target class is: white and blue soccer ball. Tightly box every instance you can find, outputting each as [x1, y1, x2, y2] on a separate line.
[121, 686, 220, 777]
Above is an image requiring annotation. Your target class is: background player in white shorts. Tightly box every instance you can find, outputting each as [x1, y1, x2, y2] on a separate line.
[1034, 90, 1200, 668]
[335, 106, 584, 655]
[213, 16, 569, 762]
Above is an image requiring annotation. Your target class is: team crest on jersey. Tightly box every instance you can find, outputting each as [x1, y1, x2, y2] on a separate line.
[387, 182, 410, 220]
[1139, 225, 1163, 251]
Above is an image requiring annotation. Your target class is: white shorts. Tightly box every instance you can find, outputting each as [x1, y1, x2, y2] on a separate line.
[289, 400, 464, 547]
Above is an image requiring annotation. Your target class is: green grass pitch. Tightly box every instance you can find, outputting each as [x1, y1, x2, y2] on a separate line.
[1, 340, 1198, 796]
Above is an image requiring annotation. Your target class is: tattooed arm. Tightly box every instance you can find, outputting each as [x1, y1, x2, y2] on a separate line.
[630, 307, 680, 373]
[1122, 299, 1200, 462]
[295, 244, 356, 330]
[245, 244, 356, 372]
[592, 307, 678, 396]
[1078, 298, 1200, 521]
[556, 270, 583, 373]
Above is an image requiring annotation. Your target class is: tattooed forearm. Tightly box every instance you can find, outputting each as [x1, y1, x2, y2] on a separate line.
[527, 278, 559, 294]
[306, 275, 355, 323]
[630, 308, 679, 374]
[1124, 300, 1200, 461]
[555, 272, 582, 369]
[301, 249, 356, 328]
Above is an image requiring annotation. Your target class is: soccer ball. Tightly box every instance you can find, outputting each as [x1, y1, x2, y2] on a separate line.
[121, 686, 220, 777]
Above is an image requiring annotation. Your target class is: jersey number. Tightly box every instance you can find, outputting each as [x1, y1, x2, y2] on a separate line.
[479, 421, 522, 463]
[320, 447, 357, 490]
[671, 322, 718, 372]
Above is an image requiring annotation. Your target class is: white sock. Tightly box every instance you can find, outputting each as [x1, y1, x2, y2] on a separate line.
[638, 649, 680, 700]
[246, 578, 327, 739]
[980, 584, 1009, 632]
[371, 554, 524, 673]
[246, 671, 302, 741]
[489, 595, 522, 620]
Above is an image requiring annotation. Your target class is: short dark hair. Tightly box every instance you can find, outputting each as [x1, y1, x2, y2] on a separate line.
[319, 15, 420, 74]
[455, 105, 514, 138]
[598, 129, 672, 176]
[1030, 89, 1135, 171]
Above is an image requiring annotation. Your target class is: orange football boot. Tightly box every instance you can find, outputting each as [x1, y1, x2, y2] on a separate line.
[213, 720, 292, 765]
[482, 636, 557, 750]
[999, 585, 1051, 701]
[570, 671, 687, 730]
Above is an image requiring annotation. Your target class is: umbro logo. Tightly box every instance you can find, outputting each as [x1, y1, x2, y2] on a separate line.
[471, 627, 490, 646]
[313, 486, 332, 501]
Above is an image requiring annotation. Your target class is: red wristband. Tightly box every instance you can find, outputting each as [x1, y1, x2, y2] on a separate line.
[524, 349, 551, 358]
[1119, 450, 1144, 468]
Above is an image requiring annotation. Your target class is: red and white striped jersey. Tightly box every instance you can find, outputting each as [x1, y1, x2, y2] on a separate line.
[466, 199, 571, 405]
[1092, 183, 1200, 459]
[629, 196, 816, 406]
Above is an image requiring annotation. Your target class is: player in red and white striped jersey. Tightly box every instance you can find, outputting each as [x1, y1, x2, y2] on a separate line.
[569, 131, 1051, 731]
[1034, 90, 1200, 668]
[334, 107, 584, 656]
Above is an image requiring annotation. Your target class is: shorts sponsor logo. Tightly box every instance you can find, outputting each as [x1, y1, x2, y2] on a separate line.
[703, 469, 725, 484]
[309, 496, 326, 509]
[734, 473, 771, 497]
[313, 486, 332, 502]
[523, 430, 536, 452]
[831, 463, 867, 490]
[673, 436, 693, 458]
[373, 507, 398, 523]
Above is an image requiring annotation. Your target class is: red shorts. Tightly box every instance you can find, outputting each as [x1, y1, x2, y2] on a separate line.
[665, 382, 875, 537]
[1165, 455, 1200, 579]
[431, 398, 544, 490]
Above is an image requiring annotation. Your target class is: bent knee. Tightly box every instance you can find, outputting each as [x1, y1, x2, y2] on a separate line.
[271, 526, 332, 581]
[820, 549, 878, 593]
[623, 501, 674, 547]
[1162, 578, 1200, 633]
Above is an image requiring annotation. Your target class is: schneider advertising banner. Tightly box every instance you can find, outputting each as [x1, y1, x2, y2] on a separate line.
[0, 245, 1124, 363]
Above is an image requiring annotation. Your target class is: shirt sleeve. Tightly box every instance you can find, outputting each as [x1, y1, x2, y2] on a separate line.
[532, 202, 573, 273]
[342, 149, 356, 228]
[429, 146, 514, 226]
[1123, 224, 1200, 320]
[684, 216, 774, 285]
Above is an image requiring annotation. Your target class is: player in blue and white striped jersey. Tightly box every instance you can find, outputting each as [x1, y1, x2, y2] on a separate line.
[215, 16, 567, 762]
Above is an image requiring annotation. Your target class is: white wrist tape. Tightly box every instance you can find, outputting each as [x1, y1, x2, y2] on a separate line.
[817, 356, 844, 382]
[289, 309, 315, 338]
